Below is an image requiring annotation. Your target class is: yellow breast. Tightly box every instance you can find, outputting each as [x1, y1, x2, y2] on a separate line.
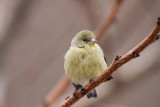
[64, 44, 107, 85]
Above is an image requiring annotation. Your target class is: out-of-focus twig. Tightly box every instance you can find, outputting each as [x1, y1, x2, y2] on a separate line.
[60, 17, 160, 107]
[95, 0, 123, 41]
[41, 75, 70, 107]
[40, 0, 123, 107]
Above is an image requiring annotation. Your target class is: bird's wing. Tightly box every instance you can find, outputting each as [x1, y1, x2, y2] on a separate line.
[104, 56, 107, 63]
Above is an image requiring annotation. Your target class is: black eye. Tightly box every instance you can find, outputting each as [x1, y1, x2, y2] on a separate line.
[83, 39, 89, 42]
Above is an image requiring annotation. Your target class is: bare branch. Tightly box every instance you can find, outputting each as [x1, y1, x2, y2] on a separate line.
[95, 0, 123, 41]
[41, 76, 70, 107]
[60, 17, 160, 107]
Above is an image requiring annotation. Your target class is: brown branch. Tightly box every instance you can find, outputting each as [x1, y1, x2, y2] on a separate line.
[40, 0, 124, 107]
[41, 75, 70, 107]
[95, 0, 123, 41]
[60, 17, 160, 107]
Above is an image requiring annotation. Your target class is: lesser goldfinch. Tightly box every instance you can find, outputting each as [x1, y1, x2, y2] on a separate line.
[64, 30, 110, 98]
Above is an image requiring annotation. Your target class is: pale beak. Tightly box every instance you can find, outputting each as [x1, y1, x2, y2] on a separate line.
[90, 39, 98, 45]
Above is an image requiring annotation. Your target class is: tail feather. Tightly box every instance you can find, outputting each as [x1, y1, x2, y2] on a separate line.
[87, 89, 97, 98]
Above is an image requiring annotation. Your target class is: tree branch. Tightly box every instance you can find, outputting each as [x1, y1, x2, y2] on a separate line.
[41, 75, 70, 107]
[95, 0, 123, 40]
[60, 17, 160, 107]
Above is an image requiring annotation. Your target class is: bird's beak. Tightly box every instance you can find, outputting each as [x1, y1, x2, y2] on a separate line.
[90, 39, 98, 45]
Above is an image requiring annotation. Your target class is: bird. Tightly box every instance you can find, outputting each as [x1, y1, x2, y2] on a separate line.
[64, 30, 112, 98]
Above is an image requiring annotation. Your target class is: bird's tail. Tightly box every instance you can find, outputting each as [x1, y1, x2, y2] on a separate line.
[87, 89, 97, 98]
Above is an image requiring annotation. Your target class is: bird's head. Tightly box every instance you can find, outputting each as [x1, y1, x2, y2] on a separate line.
[71, 30, 98, 47]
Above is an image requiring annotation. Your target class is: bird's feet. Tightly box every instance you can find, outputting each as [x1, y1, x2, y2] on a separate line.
[73, 83, 85, 98]
[72, 83, 83, 90]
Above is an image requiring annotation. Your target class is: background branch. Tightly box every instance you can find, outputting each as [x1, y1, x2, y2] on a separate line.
[95, 0, 123, 40]
[40, 0, 123, 107]
[60, 17, 160, 107]
[42, 76, 70, 107]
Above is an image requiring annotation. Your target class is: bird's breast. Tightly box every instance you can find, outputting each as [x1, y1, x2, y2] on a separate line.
[64, 45, 107, 85]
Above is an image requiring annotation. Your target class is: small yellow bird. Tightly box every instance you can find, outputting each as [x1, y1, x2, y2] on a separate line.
[64, 30, 112, 98]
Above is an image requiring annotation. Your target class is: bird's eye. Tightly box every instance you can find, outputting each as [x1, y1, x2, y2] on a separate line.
[83, 39, 89, 42]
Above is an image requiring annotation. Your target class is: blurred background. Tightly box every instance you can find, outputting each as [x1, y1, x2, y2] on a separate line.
[0, 0, 160, 107]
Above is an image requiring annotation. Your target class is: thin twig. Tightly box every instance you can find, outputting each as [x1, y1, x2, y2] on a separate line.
[40, 0, 123, 107]
[60, 17, 160, 107]
[41, 76, 70, 107]
[95, 0, 123, 41]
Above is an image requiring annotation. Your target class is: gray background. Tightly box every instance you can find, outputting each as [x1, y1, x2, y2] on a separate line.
[0, 0, 160, 107]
